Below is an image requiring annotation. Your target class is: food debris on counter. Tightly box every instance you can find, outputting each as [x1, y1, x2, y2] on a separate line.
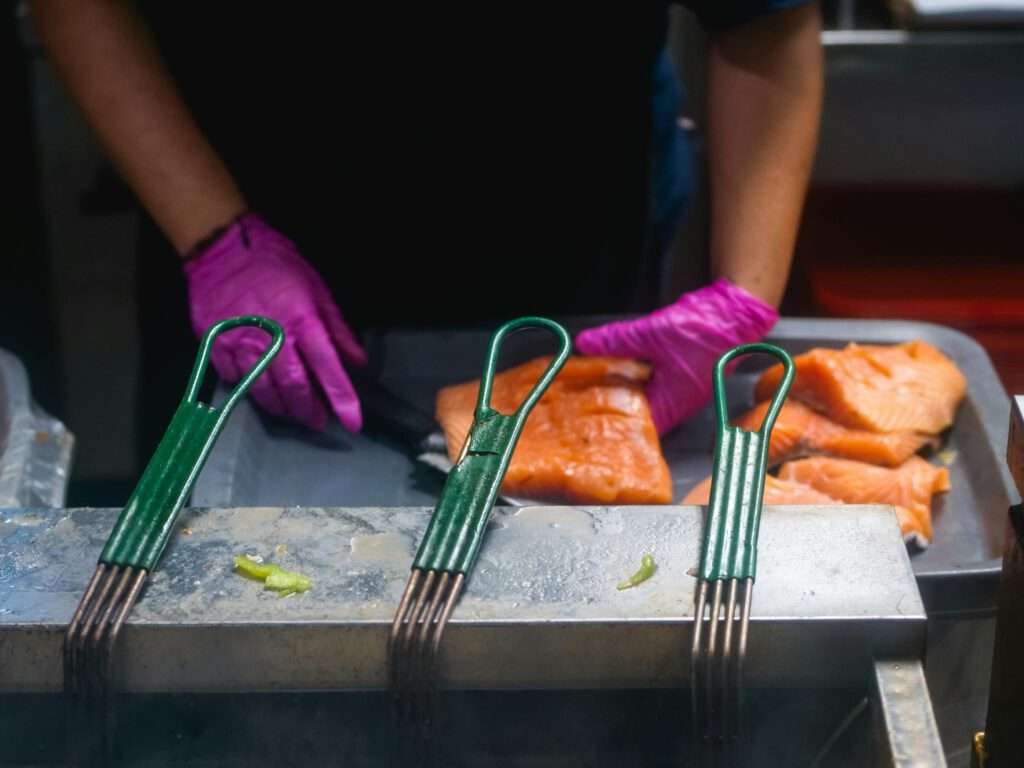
[234, 554, 312, 597]
[617, 554, 657, 591]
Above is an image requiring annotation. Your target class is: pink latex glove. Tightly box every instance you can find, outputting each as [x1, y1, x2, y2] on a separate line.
[184, 214, 366, 431]
[575, 279, 778, 434]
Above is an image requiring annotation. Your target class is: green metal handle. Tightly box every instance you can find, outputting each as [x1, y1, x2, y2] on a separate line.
[184, 315, 285, 417]
[712, 342, 794, 440]
[475, 316, 572, 423]
[100, 316, 283, 569]
[699, 343, 794, 582]
[414, 317, 571, 574]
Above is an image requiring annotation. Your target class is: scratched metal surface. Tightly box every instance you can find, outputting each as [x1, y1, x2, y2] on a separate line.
[1, 504, 924, 693]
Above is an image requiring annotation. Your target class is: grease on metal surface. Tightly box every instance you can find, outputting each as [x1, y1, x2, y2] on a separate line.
[349, 532, 413, 572]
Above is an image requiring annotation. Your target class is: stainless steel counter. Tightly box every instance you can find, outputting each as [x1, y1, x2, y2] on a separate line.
[2, 504, 924, 693]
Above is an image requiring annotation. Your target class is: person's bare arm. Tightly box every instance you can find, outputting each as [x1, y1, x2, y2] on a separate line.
[30, 0, 245, 254]
[705, 2, 823, 307]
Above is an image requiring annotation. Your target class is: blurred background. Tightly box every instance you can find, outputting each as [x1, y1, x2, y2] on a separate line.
[3, 0, 1023, 505]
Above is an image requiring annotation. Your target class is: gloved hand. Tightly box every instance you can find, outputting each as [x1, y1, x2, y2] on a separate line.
[184, 214, 366, 431]
[575, 279, 778, 434]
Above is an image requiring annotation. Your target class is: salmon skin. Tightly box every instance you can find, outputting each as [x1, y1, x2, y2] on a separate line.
[682, 474, 838, 507]
[754, 341, 967, 435]
[733, 400, 936, 468]
[778, 455, 950, 549]
[435, 356, 672, 505]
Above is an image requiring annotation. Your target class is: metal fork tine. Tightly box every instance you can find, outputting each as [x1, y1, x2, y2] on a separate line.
[722, 578, 739, 740]
[104, 568, 147, 689]
[86, 567, 134, 694]
[429, 573, 463, 662]
[737, 577, 754, 738]
[423, 573, 463, 737]
[397, 570, 437, 719]
[389, 570, 423, 695]
[64, 564, 144, 765]
[64, 565, 106, 693]
[705, 579, 724, 739]
[400, 570, 435, 667]
[691, 579, 708, 743]
[412, 572, 451, 727]
[75, 565, 119, 696]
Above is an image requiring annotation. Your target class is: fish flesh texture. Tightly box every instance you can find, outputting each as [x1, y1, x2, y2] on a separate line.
[754, 341, 966, 434]
[436, 356, 672, 504]
[732, 400, 935, 468]
[778, 455, 950, 548]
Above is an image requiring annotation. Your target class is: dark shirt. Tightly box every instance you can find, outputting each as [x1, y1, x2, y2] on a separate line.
[135, 2, 807, 326]
[131, 1, 807, 456]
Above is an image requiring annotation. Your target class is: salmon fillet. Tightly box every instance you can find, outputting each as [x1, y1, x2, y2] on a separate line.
[435, 356, 672, 504]
[681, 474, 839, 506]
[754, 341, 967, 434]
[778, 456, 950, 548]
[733, 400, 936, 468]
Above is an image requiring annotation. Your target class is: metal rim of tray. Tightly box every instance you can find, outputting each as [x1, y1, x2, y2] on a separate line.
[770, 319, 1013, 580]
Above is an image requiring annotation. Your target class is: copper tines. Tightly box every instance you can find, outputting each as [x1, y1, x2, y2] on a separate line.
[690, 576, 754, 742]
[64, 564, 147, 698]
[388, 569, 465, 728]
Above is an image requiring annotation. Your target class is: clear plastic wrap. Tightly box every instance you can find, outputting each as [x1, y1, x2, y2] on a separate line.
[0, 349, 73, 507]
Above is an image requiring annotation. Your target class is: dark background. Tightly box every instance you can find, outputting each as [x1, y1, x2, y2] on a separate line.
[3, 1, 1023, 506]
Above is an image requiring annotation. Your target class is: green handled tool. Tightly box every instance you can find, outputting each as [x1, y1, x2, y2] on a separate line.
[690, 342, 794, 744]
[388, 316, 571, 725]
[64, 316, 283, 703]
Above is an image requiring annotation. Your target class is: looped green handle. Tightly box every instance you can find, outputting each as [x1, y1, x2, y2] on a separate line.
[99, 315, 283, 570]
[414, 316, 571, 574]
[713, 342, 794, 438]
[699, 342, 794, 583]
[475, 316, 573, 423]
[183, 315, 284, 415]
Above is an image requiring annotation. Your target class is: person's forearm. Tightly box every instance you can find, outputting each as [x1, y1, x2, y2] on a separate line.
[705, 3, 823, 307]
[30, 0, 245, 254]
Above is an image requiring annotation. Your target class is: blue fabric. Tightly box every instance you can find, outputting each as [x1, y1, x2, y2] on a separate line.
[648, 48, 695, 262]
[681, 0, 814, 30]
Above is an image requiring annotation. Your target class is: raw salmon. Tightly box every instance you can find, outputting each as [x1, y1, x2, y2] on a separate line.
[681, 474, 839, 506]
[754, 341, 966, 434]
[733, 400, 935, 468]
[435, 356, 672, 504]
[778, 456, 950, 548]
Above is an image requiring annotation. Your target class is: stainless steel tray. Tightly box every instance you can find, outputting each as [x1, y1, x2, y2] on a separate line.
[192, 318, 1016, 615]
[1, 504, 923, 693]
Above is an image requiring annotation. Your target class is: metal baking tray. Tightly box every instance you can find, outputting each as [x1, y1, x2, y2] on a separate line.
[192, 318, 1017, 615]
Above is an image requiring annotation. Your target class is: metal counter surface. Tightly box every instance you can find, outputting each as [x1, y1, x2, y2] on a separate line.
[1, 504, 924, 693]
